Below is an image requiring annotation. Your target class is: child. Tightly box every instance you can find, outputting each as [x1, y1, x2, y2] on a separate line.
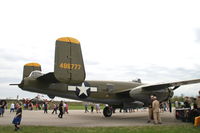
[12, 103, 22, 131]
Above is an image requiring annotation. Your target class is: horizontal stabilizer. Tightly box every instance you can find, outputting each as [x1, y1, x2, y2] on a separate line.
[9, 84, 20, 85]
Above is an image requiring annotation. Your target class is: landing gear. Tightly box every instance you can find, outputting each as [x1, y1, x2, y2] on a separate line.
[103, 106, 112, 117]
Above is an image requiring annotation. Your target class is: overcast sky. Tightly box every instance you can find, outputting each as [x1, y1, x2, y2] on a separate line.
[1, 0, 200, 100]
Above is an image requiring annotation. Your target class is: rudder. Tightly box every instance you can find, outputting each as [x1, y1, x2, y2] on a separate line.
[23, 63, 41, 79]
[54, 37, 86, 85]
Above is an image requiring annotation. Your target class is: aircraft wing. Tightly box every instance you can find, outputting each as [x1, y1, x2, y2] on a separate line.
[37, 72, 59, 83]
[113, 78, 200, 93]
[138, 78, 200, 90]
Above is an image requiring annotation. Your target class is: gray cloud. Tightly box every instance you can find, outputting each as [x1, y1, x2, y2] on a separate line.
[0, 48, 30, 62]
[195, 28, 200, 43]
[0, 77, 21, 84]
[122, 65, 200, 81]
[1, 54, 28, 62]
[84, 60, 99, 66]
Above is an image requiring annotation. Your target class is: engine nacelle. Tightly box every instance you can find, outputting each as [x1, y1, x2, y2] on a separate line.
[129, 87, 171, 103]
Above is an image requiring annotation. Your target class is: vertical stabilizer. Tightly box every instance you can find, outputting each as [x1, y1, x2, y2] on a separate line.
[54, 37, 86, 84]
[23, 63, 41, 79]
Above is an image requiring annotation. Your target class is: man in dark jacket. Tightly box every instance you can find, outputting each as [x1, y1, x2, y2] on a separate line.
[0, 100, 7, 117]
[58, 101, 64, 118]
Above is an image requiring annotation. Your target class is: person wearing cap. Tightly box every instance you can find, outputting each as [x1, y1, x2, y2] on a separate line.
[152, 96, 162, 124]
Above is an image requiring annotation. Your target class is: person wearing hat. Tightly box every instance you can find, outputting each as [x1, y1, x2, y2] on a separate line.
[152, 96, 162, 124]
[147, 95, 154, 123]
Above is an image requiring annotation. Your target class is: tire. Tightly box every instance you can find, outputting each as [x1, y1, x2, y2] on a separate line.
[103, 107, 112, 117]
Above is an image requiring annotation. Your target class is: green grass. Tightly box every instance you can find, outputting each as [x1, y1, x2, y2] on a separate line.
[69, 105, 84, 110]
[68, 104, 104, 110]
[0, 125, 199, 133]
[5, 100, 104, 110]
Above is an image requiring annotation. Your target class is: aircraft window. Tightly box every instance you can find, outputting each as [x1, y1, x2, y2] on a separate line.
[29, 71, 43, 78]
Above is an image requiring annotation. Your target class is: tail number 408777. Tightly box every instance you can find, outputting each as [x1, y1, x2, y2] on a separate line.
[59, 63, 81, 70]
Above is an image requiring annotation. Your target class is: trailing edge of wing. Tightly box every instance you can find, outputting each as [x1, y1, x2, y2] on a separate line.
[37, 72, 59, 83]
[112, 78, 200, 94]
[137, 78, 200, 90]
[110, 88, 137, 94]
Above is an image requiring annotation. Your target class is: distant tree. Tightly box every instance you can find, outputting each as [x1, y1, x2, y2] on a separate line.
[171, 95, 184, 103]
[181, 94, 184, 97]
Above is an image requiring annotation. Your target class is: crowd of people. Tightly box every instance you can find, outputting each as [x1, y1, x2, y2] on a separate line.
[0, 99, 71, 131]
[1, 91, 200, 130]
[175, 92, 200, 123]
[84, 103, 101, 113]
[146, 91, 200, 125]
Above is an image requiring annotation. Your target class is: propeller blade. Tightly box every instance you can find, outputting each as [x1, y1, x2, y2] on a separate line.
[169, 99, 172, 113]
[172, 86, 180, 90]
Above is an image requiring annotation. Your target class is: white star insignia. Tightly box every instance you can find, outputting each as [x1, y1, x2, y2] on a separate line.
[77, 83, 90, 96]
[68, 83, 98, 98]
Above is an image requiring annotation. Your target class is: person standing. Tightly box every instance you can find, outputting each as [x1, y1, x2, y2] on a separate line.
[12, 103, 22, 131]
[66, 103, 69, 114]
[30, 102, 33, 111]
[196, 96, 200, 110]
[147, 95, 154, 123]
[152, 96, 162, 124]
[10, 103, 15, 113]
[91, 104, 94, 113]
[58, 101, 64, 118]
[43, 102, 48, 113]
[0, 100, 2, 116]
[84, 103, 89, 113]
[35, 103, 39, 110]
[95, 104, 100, 113]
[175, 101, 179, 109]
[184, 97, 191, 109]
[0, 100, 6, 117]
[52, 103, 58, 114]
[63, 103, 66, 114]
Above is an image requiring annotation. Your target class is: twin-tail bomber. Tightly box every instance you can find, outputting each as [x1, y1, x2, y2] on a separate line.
[11, 37, 200, 117]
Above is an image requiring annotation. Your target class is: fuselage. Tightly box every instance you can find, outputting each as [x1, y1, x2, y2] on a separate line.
[19, 77, 172, 108]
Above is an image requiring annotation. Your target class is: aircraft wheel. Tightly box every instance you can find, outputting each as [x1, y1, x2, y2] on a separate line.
[103, 106, 112, 117]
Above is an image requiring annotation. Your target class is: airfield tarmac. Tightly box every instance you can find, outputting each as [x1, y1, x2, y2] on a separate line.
[0, 109, 189, 127]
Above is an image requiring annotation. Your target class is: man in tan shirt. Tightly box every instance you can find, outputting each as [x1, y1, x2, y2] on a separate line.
[152, 96, 162, 124]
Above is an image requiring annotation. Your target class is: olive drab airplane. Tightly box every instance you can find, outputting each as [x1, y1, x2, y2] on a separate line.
[11, 37, 200, 117]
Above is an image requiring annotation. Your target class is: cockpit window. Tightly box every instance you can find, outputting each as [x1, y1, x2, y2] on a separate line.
[29, 70, 43, 78]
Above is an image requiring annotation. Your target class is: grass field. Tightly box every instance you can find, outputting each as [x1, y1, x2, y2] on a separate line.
[0, 125, 199, 133]
[5, 100, 104, 110]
